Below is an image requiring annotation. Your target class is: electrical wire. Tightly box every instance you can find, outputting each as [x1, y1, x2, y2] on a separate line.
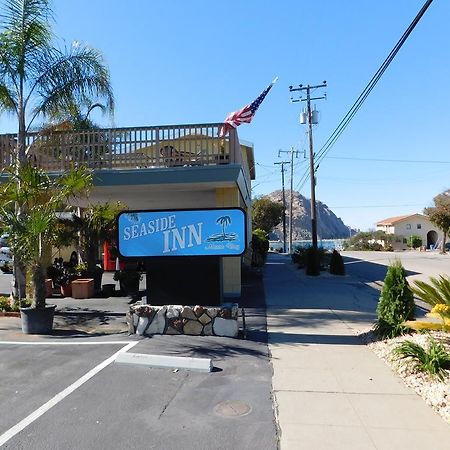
[294, 0, 434, 193]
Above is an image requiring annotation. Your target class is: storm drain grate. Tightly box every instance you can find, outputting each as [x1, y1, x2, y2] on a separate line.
[214, 400, 252, 417]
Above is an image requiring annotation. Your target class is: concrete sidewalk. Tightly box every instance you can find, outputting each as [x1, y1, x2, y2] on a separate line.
[264, 253, 450, 450]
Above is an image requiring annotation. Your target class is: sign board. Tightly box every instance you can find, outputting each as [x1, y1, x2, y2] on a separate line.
[117, 208, 247, 257]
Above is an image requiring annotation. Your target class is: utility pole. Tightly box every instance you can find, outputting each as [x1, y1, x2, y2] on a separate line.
[274, 161, 289, 253]
[279, 148, 300, 253]
[289, 81, 327, 249]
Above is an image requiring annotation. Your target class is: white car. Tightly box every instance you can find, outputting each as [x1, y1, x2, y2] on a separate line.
[0, 234, 12, 271]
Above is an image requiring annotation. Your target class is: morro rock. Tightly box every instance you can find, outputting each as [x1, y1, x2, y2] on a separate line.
[263, 190, 350, 240]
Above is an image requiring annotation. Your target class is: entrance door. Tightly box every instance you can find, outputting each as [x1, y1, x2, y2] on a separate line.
[427, 230, 438, 249]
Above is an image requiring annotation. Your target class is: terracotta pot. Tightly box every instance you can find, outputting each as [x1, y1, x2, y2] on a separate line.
[45, 279, 53, 297]
[71, 278, 94, 299]
[60, 283, 72, 297]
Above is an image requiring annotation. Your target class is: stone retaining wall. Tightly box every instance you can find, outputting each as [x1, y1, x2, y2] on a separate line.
[127, 303, 239, 338]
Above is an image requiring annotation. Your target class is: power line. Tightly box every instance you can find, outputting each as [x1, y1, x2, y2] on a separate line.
[314, 0, 433, 170]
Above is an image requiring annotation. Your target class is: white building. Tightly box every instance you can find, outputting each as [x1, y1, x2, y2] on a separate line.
[376, 213, 443, 251]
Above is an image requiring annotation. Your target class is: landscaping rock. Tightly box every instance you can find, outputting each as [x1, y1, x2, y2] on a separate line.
[146, 306, 167, 334]
[181, 306, 196, 320]
[198, 313, 211, 325]
[136, 317, 149, 336]
[213, 317, 238, 337]
[183, 320, 203, 335]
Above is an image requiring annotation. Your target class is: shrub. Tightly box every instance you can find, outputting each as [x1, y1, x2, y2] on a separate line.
[374, 260, 415, 338]
[408, 235, 422, 249]
[329, 250, 345, 275]
[291, 247, 307, 267]
[0, 296, 11, 312]
[392, 339, 450, 380]
[252, 228, 270, 267]
[305, 247, 321, 276]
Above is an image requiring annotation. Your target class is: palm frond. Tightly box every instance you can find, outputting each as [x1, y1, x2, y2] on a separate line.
[28, 44, 114, 125]
[411, 276, 450, 308]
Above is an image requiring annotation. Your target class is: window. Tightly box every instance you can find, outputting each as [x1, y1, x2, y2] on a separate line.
[403, 238, 407, 244]
[406, 224, 411, 230]
[417, 224, 422, 229]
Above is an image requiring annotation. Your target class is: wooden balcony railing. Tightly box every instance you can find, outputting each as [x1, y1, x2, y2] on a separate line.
[0, 123, 241, 171]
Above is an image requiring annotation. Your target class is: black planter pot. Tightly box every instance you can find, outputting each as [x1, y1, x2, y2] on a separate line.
[119, 279, 140, 296]
[20, 305, 56, 334]
[86, 270, 103, 294]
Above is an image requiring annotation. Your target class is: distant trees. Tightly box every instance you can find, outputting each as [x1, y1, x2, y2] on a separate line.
[343, 230, 393, 251]
[252, 197, 284, 234]
[424, 192, 450, 254]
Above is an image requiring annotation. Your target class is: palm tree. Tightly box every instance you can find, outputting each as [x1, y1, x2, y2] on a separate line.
[0, 0, 114, 298]
[0, 0, 114, 164]
[216, 215, 231, 239]
[0, 163, 92, 308]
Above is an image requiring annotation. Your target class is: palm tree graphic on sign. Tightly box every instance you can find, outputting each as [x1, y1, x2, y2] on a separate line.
[217, 215, 231, 238]
[206, 215, 237, 242]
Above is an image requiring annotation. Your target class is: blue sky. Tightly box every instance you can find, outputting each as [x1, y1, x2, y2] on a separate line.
[0, 0, 448, 231]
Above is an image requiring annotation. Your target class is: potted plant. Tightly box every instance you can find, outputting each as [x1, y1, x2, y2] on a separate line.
[0, 163, 92, 333]
[113, 266, 142, 296]
[74, 202, 125, 294]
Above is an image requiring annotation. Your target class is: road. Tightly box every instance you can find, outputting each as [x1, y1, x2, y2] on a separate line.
[343, 250, 450, 284]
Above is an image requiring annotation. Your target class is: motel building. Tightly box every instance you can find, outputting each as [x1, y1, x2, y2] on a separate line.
[0, 123, 255, 305]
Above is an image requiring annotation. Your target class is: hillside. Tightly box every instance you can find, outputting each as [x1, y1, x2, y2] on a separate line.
[263, 190, 350, 240]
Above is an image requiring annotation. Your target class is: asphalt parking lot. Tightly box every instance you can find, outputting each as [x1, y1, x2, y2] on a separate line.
[0, 309, 277, 450]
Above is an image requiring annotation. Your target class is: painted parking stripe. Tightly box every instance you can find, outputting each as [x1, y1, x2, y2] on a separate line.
[0, 341, 134, 346]
[0, 341, 138, 447]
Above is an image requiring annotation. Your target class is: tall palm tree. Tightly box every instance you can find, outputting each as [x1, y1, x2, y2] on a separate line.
[0, 0, 114, 298]
[0, 0, 114, 164]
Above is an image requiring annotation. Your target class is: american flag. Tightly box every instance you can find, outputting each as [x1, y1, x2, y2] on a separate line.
[219, 78, 277, 137]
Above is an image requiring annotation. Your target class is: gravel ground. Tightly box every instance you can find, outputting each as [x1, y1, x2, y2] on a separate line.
[366, 331, 450, 424]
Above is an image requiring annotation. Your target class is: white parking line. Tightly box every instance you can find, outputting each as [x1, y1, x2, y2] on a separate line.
[0, 341, 138, 447]
[0, 340, 135, 345]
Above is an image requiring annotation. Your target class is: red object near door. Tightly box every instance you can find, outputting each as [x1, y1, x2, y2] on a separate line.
[103, 241, 124, 271]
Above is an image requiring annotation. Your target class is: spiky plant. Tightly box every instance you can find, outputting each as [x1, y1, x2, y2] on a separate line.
[411, 275, 450, 309]
[392, 339, 450, 380]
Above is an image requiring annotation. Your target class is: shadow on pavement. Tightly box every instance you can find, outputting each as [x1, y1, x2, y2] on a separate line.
[343, 255, 420, 283]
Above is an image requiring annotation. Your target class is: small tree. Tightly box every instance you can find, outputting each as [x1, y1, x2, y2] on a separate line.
[374, 260, 415, 338]
[424, 192, 450, 254]
[251, 228, 269, 267]
[329, 250, 345, 275]
[252, 197, 284, 234]
[407, 235, 422, 249]
[0, 163, 92, 308]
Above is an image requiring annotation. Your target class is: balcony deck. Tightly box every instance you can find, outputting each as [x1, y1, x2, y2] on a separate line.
[0, 123, 241, 172]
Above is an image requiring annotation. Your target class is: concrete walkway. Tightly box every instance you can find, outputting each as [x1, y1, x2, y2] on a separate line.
[264, 253, 450, 450]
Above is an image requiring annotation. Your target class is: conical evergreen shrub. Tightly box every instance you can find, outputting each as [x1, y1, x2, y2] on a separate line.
[374, 260, 415, 338]
[329, 250, 345, 275]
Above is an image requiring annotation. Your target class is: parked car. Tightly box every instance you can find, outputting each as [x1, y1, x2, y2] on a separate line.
[0, 234, 12, 271]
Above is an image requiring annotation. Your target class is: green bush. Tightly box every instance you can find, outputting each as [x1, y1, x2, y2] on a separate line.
[305, 247, 321, 276]
[392, 339, 450, 380]
[374, 260, 416, 338]
[0, 296, 11, 312]
[329, 250, 345, 275]
[252, 228, 270, 267]
[408, 235, 422, 249]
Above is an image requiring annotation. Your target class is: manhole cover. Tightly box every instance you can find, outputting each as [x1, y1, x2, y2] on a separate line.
[214, 400, 252, 417]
